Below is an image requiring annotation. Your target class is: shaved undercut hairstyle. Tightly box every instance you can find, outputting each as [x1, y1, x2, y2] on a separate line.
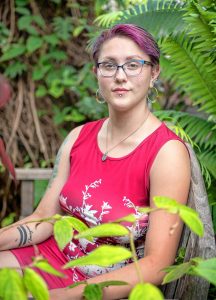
[92, 23, 160, 66]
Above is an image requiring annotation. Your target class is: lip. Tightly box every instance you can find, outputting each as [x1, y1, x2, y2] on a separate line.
[112, 88, 129, 92]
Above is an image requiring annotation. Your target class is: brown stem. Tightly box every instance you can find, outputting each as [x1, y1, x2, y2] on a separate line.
[28, 78, 49, 162]
[17, 128, 39, 167]
[7, 79, 24, 152]
[7, 0, 15, 44]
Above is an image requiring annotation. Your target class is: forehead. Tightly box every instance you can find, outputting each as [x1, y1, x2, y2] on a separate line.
[98, 36, 149, 61]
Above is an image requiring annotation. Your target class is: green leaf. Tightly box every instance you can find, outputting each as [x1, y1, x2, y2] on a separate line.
[64, 109, 86, 123]
[75, 223, 129, 239]
[1, 212, 16, 227]
[64, 245, 132, 268]
[54, 218, 73, 250]
[114, 214, 137, 223]
[5, 61, 27, 78]
[15, 7, 31, 15]
[73, 25, 85, 37]
[0, 268, 26, 300]
[63, 216, 89, 233]
[98, 280, 128, 288]
[153, 196, 180, 213]
[35, 85, 47, 97]
[48, 79, 64, 98]
[83, 284, 103, 300]
[154, 196, 204, 237]
[27, 36, 43, 53]
[43, 34, 59, 46]
[129, 283, 164, 300]
[68, 280, 87, 289]
[192, 257, 216, 285]
[17, 16, 39, 35]
[162, 261, 192, 284]
[23, 268, 49, 300]
[32, 65, 52, 80]
[137, 207, 154, 214]
[33, 259, 65, 277]
[0, 44, 26, 62]
[33, 15, 46, 29]
[179, 206, 204, 237]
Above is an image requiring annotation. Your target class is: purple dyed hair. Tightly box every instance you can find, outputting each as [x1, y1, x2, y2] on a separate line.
[92, 24, 160, 65]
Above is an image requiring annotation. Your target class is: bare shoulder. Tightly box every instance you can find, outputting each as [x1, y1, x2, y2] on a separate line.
[152, 139, 190, 170]
[60, 124, 84, 154]
[150, 140, 191, 206]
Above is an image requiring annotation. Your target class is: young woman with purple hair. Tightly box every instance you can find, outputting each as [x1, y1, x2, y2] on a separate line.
[0, 24, 190, 299]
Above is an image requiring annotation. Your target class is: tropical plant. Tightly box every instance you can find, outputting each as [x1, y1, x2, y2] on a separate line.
[1, 196, 213, 300]
[93, 0, 216, 232]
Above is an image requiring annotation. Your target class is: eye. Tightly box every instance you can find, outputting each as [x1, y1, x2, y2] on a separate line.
[126, 61, 141, 70]
[102, 62, 116, 70]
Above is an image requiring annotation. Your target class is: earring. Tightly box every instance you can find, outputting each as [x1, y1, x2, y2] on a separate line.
[147, 86, 159, 104]
[96, 89, 106, 104]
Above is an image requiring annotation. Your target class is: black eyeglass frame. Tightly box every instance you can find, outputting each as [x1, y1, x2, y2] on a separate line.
[97, 59, 153, 77]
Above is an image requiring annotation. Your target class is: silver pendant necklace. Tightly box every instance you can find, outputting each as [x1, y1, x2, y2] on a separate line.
[102, 111, 150, 162]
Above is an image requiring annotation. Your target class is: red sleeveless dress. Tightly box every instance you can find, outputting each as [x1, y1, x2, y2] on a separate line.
[11, 119, 184, 289]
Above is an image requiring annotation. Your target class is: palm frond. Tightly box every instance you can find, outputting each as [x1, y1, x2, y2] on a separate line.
[119, 0, 186, 39]
[183, 1, 216, 60]
[197, 149, 216, 180]
[154, 110, 216, 150]
[94, 11, 124, 28]
[159, 33, 216, 116]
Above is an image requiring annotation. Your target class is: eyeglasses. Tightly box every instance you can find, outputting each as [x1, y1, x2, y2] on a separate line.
[97, 59, 153, 77]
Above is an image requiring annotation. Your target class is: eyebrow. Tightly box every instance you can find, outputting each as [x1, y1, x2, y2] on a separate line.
[100, 55, 143, 61]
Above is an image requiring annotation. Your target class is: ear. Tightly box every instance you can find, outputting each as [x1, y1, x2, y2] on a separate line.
[150, 64, 160, 87]
[92, 66, 98, 77]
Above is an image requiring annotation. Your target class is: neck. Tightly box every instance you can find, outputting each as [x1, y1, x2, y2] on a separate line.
[108, 104, 150, 137]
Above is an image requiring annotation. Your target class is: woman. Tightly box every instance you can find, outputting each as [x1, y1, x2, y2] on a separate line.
[0, 24, 190, 299]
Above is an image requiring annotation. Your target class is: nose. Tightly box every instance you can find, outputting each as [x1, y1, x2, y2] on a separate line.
[114, 66, 127, 81]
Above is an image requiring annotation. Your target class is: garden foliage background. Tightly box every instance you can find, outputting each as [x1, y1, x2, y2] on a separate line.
[0, 0, 215, 243]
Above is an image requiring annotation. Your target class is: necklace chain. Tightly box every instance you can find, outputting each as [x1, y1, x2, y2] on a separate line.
[102, 111, 150, 162]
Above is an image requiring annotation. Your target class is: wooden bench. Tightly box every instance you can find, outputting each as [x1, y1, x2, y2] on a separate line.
[16, 144, 216, 299]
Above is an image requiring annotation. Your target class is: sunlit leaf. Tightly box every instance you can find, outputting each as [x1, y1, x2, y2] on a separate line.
[162, 262, 192, 284]
[129, 283, 164, 300]
[23, 268, 49, 300]
[0, 268, 26, 300]
[64, 216, 89, 233]
[179, 206, 204, 237]
[33, 259, 65, 277]
[114, 214, 137, 223]
[191, 257, 216, 285]
[54, 218, 73, 250]
[153, 196, 180, 214]
[64, 245, 132, 268]
[75, 223, 129, 239]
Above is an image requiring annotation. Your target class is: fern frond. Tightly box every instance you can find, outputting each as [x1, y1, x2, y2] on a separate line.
[154, 110, 216, 150]
[159, 33, 216, 116]
[120, 0, 186, 39]
[183, 2, 216, 59]
[94, 11, 124, 28]
[197, 149, 216, 180]
[197, 156, 212, 188]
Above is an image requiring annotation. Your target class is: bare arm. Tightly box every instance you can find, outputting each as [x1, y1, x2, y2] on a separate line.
[0, 126, 83, 251]
[50, 140, 191, 300]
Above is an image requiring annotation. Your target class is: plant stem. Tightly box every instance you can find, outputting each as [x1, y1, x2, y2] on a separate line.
[129, 231, 143, 284]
